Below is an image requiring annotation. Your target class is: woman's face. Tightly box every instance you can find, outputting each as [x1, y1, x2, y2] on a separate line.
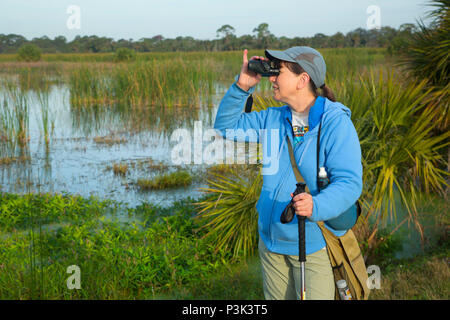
[269, 63, 302, 103]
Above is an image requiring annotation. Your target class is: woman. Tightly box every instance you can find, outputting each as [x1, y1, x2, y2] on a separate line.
[214, 46, 363, 300]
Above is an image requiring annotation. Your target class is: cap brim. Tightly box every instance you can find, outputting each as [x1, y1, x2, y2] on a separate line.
[265, 49, 297, 63]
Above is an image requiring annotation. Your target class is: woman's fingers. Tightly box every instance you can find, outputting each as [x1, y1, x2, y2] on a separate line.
[238, 50, 264, 90]
[292, 193, 313, 217]
[243, 49, 248, 64]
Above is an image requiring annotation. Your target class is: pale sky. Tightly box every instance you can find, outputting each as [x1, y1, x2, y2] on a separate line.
[1, 0, 434, 41]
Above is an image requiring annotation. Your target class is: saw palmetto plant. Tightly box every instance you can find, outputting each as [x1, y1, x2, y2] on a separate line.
[349, 71, 449, 258]
[196, 165, 262, 261]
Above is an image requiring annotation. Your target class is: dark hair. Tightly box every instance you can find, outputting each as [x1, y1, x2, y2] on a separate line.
[273, 59, 336, 102]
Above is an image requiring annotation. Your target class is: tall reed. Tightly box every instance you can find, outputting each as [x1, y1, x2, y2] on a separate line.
[35, 85, 54, 150]
[68, 58, 219, 107]
[0, 82, 30, 159]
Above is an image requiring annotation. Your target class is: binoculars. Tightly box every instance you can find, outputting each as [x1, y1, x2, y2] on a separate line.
[248, 59, 279, 77]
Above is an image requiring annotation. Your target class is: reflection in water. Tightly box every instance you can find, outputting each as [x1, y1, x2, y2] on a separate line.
[69, 99, 209, 138]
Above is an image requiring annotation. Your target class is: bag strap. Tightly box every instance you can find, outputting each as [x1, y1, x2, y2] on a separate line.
[285, 135, 309, 193]
[286, 135, 304, 184]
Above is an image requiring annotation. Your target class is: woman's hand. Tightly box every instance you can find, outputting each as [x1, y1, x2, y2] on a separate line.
[236, 49, 266, 92]
[290, 192, 313, 218]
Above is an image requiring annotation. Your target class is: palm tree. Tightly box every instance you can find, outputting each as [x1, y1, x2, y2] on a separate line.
[400, 0, 449, 130]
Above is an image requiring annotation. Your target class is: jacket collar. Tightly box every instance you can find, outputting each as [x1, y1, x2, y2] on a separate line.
[286, 96, 325, 132]
[308, 96, 325, 131]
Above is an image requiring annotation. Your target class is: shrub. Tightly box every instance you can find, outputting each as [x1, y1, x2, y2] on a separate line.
[114, 47, 136, 62]
[137, 170, 192, 190]
[17, 44, 42, 62]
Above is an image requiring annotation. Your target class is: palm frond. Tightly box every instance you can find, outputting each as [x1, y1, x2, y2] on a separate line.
[195, 165, 262, 260]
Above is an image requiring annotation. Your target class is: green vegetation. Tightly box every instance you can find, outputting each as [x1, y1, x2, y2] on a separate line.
[337, 70, 449, 260]
[0, 192, 447, 299]
[0, 193, 233, 299]
[137, 170, 192, 190]
[34, 86, 54, 149]
[0, 192, 108, 232]
[67, 58, 217, 107]
[399, 0, 449, 132]
[114, 47, 136, 62]
[0, 82, 30, 159]
[196, 165, 262, 260]
[17, 44, 42, 62]
[0, 23, 417, 54]
[400, 0, 449, 88]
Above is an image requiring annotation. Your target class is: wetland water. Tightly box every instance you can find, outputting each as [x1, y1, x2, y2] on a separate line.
[0, 83, 235, 207]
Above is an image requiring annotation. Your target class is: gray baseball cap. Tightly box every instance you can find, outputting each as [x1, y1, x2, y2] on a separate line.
[265, 46, 326, 88]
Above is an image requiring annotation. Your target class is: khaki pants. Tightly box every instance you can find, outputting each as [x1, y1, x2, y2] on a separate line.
[259, 238, 335, 300]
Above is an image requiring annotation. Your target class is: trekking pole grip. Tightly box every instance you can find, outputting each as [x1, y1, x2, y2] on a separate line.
[294, 182, 307, 263]
[298, 215, 306, 262]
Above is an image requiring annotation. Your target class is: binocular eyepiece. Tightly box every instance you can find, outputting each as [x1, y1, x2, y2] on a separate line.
[248, 59, 279, 77]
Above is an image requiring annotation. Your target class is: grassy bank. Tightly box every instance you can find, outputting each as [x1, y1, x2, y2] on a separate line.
[0, 192, 233, 299]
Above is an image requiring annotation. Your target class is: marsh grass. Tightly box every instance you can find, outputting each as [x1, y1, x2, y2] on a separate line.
[144, 158, 170, 171]
[2, 48, 388, 110]
[112, 163, 128, 176]
[93, 134, 127, 145]
[0, 155, 30, 165]
[0, 82, 30, 159]
[68, 58, 218, 107]
[137, 170, 192, 190]
[34, 86, 55, 150]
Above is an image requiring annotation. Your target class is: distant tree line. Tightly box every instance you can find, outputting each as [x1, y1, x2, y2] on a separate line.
[0, 23, 418, 54]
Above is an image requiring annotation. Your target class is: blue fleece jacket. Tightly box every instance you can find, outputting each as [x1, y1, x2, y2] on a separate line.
[214, 81, 363, 256]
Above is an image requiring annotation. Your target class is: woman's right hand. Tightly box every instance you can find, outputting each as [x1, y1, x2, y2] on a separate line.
[236, 49, 266, 92]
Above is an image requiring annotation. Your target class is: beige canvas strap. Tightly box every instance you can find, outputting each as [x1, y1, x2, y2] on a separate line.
[286, 135, 309, 193]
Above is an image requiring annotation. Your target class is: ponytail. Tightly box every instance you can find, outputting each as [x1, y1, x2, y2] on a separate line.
[320, 84, 336, 102]
[310, 81, 336, 102]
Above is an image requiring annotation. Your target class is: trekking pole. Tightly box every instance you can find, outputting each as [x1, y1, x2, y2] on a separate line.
[291, 182, 307, 300]
[298, 214, 306, 300]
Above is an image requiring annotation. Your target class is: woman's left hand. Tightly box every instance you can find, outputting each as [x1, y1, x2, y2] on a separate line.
[290, 192, 313, 218]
